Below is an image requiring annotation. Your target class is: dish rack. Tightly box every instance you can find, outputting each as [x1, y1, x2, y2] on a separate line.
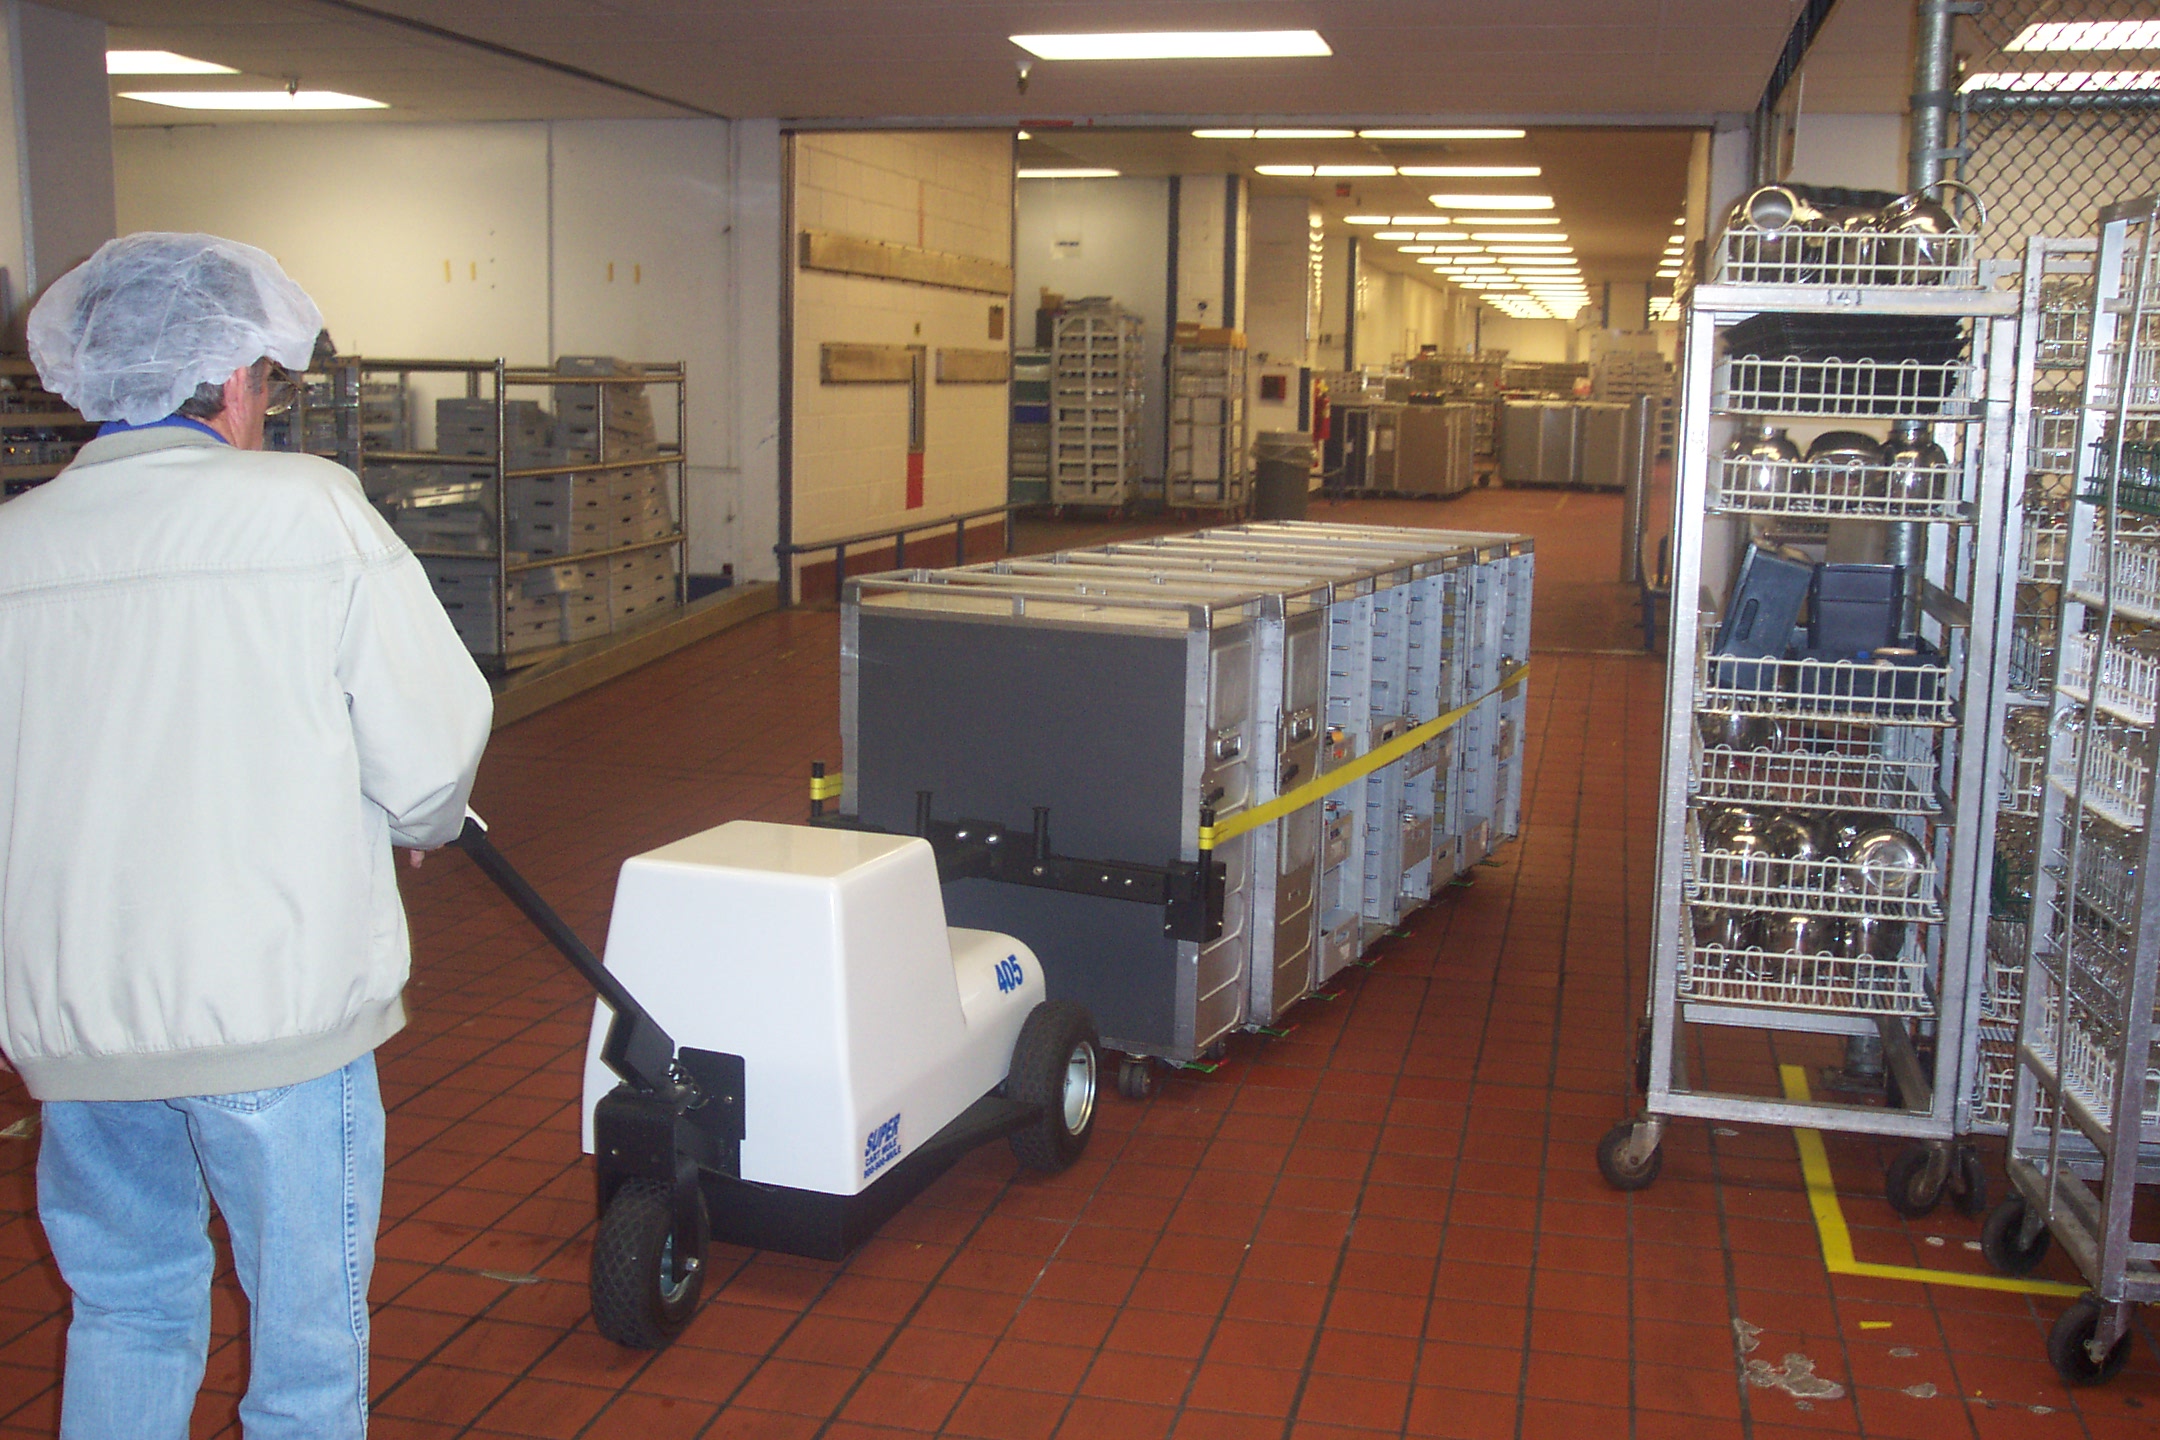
[1600, 212, 2017, 1219]
[1986, 197, 2160, 1387]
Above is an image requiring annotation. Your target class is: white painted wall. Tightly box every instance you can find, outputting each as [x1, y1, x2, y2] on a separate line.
[1245, 195, 1314, 433]
[789, 130, 1011, 555]
[1478, 314, 1573, 362]
[1788, 113, 1906, 194]
[1014, 175, 1170, 479]
[111, 117, 772, 579]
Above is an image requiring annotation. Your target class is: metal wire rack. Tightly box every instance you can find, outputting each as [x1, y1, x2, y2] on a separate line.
[1696, 640, 1959, 726]
[1683, 814, 1944, 923]
[2061, 629, 2160, 724]
[1711, 227, 1983, 291]
[2021, 509, 2070, 583]
[2035, 405, 2086, 473]
[2073, 532, 2160, 622]
[1680, 910, 1936, 1018]
[2047, 716, 2153, 830]
[1715, 355, 1984, 420]
[1709, 455, 1967, 520]
[2004, 740, 2048, 815]
[1689, 728, 1940, 814]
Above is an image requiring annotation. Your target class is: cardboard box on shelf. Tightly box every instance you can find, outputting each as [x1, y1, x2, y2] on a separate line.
[1172, 324, 1247, 349]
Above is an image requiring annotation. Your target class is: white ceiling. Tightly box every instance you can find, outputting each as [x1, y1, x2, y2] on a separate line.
[47, 0, 1920, 127]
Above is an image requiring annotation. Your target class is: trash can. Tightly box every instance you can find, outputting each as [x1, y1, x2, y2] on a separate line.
[1253, 432, 1313, 519]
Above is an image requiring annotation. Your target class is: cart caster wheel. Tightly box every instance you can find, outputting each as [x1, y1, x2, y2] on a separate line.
[2049, 1296, 2132, 1386]
[590, 1177, 707, 1349]
[1981, 1195, 2052, 1277]
[1008, 1001, 1099, 1172]
[1885, 1145, 1945, 1219]
[1950, 1146, 1988, 1218]
[1117, 1055, 1156, 1102]
[1596, 1121, 1662, 1191]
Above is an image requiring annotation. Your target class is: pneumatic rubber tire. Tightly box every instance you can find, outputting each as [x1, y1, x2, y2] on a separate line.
[1008, 1000, 1100, 1173]
[590, 1177, 707, 1349]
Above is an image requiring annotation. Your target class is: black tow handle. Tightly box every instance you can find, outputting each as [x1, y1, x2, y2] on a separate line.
[451, 815, 690, 1103]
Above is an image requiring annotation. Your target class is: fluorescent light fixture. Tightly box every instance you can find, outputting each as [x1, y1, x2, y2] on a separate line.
[1255, 165, 1316, 176]
[1017, 167, 1121, 178]
[1374, 231, 1415, 240]
[1473, 232, 1569, 242]
[1488, 244, 1573, 254]
[2008, 21, 2160, 50]
[1961, 69, 2160, 91]
[1359, 128, 1524, 140]
[1397, 245, 1437, 253]
[1428, 193, 1554, 209]
[1257, 128, 1355, 139]
[1668, 233, 1685, 243]
[1452, 215, 1559, 225]
[1657, 269, 1681, 278]
[1016, 130, 1032, 140]
[106, 50, 235, 75]
[1416, 257, 1451, 265]
[1314, 165, 1395, 177]
[119, 89, 386, 109]
[1396, 166, 1541, 178]
[1011, 30, 1332, 59]
[1192, 128, 1256, 138]
[1345, 215, 1392, 224]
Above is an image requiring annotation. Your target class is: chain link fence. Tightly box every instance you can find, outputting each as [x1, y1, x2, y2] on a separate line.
[1957, 0, 2160, 256]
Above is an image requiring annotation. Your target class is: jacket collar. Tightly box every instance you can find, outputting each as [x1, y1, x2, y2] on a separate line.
[69, 425, 234, 468]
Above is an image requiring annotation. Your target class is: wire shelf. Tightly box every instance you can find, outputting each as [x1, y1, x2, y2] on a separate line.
[1710, 455, 1966, 520]
[1683, 814, 1944, 922]
[1715, 356, 1982, 421]
[1976, 1028, 2020, 1127]
[2038, 280, 2094, 368]
[1697, 642, 1957, 726]
[1690, 730, 1940, 814]
[1682, 933, 1936, 1019]
[2072, 533, 2160, 624]
[2020, 511, 2068, 584]
[1711, 227, 1982, 290]
[2048, 715, 2153, 830]
[2061, 629, 2160, 725]
[2090, 341, 2160, 413]
[2033, 407, 2083, 474]
[1985, 918, 2029, 1021]
[2003, 742, 2047, 815]
[2009, 620, 2058, 699]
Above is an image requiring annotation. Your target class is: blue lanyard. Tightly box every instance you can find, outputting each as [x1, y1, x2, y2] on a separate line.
[96, 415, 229, 444]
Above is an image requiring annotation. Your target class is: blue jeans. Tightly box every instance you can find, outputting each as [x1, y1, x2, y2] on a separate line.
[37, 1053, 384, 1440]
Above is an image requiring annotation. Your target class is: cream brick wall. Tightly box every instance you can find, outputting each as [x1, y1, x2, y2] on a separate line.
[790, 131, 1012, 553]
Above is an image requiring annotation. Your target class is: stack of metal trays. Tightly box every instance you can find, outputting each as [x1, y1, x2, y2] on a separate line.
[840, 520, 1532, 1083]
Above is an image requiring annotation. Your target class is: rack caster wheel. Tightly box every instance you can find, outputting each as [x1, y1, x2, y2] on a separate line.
[2049, 1296, 2132, 1386]
[1596, 1120, 1662, 1191]
[1116, 1055, 1157, 1101]
[1884, 1144, 1946, 1218]
[1981, 1195, 2052, 1277]
[590, 1177, 707, 1349]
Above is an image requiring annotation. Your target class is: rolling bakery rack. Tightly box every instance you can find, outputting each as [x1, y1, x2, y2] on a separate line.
[1979, 194, 2160, 1387]
[1597, 194, 2020, 1210]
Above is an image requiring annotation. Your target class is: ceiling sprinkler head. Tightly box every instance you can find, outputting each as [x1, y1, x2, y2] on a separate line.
[1016, 59, 1032, 94]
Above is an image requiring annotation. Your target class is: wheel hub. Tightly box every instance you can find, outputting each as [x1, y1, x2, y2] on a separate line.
[1063, 1043, 1097, 1133]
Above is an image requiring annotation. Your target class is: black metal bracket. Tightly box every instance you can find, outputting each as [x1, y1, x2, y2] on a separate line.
[809, 768, 1224, 944]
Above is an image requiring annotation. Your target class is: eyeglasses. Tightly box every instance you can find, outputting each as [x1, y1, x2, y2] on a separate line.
[263, 364, 297, 415]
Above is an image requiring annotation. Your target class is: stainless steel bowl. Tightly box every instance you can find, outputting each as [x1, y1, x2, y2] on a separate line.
[1698, 710, 1784, 752]
[1760, 911, 1840, 957]
[1847, 826, 1930, 899]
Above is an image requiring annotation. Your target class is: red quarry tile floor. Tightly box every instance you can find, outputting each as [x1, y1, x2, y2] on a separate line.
[0, 489, 2152, 1438]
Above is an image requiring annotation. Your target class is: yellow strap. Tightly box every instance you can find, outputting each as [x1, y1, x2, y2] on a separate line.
[1779, 1065, 2081, 1296]
[808, 774, 845, 801]
[1207, 663, 1531, 845]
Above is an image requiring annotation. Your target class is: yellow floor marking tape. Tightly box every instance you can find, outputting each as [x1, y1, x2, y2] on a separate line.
[1205, 663, 1532, 847]
[1777, 1064, 2082, 1296]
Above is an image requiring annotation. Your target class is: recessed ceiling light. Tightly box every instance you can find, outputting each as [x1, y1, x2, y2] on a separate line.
[1961, 69, 2160, 91]
[106, 50, 236, 74]
[1314, 165, 1394, 177]
[1396, 166, 1541, 178]
[1255, 165, 1316, 177]
[119, 89, 386, 109]
[1192, 128, 1257, 138]
[1016, 130, 1032, 140]
[1344, 215, 1392, 224]
[1018, 167, 1121, 178]
[1359, 128, 1525, 140]
[1453, 215, 1560, 226]
[1429, 194, 1554, 209]
[2008, 21, 2160, 49]
[1011, 30, 1332, 59]
[1472, 232, 1569, 243]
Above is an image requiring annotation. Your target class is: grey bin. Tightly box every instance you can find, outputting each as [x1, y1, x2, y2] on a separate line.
[1253, 431, 1313, 519]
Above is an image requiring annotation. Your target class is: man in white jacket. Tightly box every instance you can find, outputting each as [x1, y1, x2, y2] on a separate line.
[0, 234, 493, 1439]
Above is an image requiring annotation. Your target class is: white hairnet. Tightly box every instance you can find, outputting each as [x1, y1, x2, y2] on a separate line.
[27, 232, 325, 426]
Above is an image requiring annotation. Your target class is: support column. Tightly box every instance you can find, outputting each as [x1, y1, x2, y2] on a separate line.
[0, 1, 114, 334]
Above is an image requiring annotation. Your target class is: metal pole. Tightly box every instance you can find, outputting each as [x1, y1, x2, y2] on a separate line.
[1621, 394, 1653, 585]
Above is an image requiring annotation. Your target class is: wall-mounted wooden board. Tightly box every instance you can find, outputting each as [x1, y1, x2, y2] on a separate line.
[819, 343, 916, 384]
[935, 348, 1011, 384]
[800, 229, 1014, 296]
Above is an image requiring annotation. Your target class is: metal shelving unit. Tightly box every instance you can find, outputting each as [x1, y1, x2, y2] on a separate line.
[1051, 305, 1143, 510]
[1984, 195, 2160, 1387]
[1166, 337, 1248, 512]
[0, 356, 95, 500]
[1598, 207, 2020, 1207]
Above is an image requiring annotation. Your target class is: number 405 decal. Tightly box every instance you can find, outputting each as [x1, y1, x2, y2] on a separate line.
[994, 955, 1025, 994]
